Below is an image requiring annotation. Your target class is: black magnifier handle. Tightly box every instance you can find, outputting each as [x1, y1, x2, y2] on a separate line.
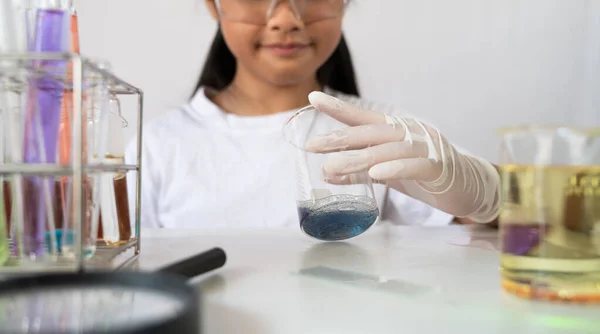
[157, 247, 227, 280]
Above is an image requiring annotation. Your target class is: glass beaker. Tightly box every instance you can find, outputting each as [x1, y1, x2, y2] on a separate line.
[498, 125, 600, 302]
[282, 105, 379, 241]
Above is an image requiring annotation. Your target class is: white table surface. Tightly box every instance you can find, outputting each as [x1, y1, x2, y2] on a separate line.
[137, 223, 600, 334]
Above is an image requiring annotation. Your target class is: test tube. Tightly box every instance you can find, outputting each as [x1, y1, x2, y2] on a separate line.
[0, 0, 29, 56]
[0, 105, 9, 266]
[0, 31, 8, 264]
[61, 61, 110, 258]
[21, 6, 69, 259]
[96, 95, 132, 246]
[88, 61, 114, 249]
[1, 0, 30, 260]
[55, 1, 81, 253]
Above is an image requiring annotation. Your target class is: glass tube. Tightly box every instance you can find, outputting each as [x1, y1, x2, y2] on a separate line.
[96, 95, 132, 246]
[20, 7, 69, 259]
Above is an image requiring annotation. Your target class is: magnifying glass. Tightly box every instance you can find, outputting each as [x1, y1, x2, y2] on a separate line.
[0, 247, 226, 334]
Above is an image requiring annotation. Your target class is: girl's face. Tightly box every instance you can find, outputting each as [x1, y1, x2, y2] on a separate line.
[206, 0, 344, 87]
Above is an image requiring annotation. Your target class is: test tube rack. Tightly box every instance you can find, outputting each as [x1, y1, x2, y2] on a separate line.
[0, 52, 143, 275]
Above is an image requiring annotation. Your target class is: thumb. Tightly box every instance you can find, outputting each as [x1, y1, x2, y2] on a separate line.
[308, 91, 386, 126]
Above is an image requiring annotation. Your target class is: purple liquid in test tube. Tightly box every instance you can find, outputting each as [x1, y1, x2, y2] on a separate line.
[21, 8, 68, 258]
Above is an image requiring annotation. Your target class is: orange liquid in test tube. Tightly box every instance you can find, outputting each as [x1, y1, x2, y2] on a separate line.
[58, 13, 86, 230]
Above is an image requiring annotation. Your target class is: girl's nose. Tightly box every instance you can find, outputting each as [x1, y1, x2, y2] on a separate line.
[266, 0, 304, 32]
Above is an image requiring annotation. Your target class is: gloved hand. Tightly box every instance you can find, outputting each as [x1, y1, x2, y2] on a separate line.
[304, 91, 501, 223]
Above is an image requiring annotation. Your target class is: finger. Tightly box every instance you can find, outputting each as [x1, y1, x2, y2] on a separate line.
[323, 172, 374, 186]
[305, 124, 407, 153]
[322, 141, 429, 176]
[308, 91, 386, 126]
[368, 158, 442, 182]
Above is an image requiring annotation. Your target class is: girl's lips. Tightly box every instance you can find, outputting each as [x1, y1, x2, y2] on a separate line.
[262, 43, 310, 56]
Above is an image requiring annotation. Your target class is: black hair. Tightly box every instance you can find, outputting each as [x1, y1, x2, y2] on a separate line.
[191, 28, 360, 98]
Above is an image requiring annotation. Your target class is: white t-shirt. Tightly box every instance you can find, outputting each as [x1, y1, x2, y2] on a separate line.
[125, 87, 454, 229]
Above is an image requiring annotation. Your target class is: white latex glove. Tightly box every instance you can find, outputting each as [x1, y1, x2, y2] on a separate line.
[305, 91, 501, 223]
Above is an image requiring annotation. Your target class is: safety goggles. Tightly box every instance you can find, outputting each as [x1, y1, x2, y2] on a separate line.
[214, 0, 349, 25]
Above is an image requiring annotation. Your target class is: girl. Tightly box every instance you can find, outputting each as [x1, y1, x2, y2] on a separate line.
[125, 0, 500, 229]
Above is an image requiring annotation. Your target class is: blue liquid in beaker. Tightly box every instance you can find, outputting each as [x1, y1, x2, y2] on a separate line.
[298, 195, 379, 241]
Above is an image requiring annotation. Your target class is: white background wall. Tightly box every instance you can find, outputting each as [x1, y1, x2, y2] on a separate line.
[77, 0, 599, 162]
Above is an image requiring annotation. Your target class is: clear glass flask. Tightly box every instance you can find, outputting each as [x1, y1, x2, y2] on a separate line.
[498, 125, 600, 302]
[282, 105, 379, 241]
